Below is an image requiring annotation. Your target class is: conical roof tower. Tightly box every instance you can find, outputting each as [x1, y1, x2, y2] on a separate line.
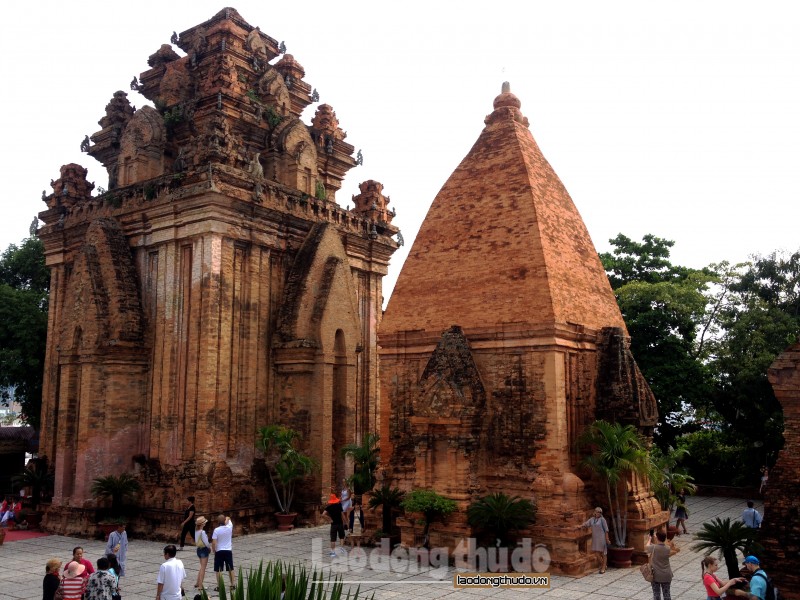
[382, 83, 624, 334]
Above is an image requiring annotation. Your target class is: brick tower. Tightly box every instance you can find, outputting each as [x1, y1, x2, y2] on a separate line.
[378, 83, 664, 574]
[37, 8, 399, 536]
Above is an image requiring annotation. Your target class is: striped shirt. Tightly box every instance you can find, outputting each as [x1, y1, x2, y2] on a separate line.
[61, 575, 86, 600]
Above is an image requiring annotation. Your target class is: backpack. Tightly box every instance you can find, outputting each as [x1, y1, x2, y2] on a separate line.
[752, 571, 780, 600]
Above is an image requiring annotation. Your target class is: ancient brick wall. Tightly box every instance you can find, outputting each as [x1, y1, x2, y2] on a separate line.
[38, 8, 398, 535]
[762, 344, 800, 598]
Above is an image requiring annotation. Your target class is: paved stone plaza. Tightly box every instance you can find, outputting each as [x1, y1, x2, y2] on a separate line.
[0, 496, 759, 600]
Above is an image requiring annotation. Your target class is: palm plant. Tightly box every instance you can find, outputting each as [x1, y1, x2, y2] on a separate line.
[340, 433, 380, 495]
[257, 425, 318, 514]
[208, 559, 372, 600]
[467, 492, 536, 547]
[11, 458, 53, 507]
[367, 485, 404, 539]
[401, 489, 456, 549]
[90, 473, 141, 516]
[648, 446, 697, 517]
[579, 420, 650, 548]
[692, 517, 762, 580]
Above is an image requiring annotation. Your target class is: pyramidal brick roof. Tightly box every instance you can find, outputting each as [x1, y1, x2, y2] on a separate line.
[381, 83, 626, 335]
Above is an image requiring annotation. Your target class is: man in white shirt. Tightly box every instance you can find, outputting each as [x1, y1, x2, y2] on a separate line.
[156, 545, 186, 600]
[212, 514, 236, 592]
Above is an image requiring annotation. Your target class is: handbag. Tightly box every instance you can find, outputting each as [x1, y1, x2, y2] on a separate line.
[640, 551, 654, 582]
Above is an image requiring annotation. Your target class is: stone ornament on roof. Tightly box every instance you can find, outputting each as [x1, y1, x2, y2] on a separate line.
[485, 81, 529, 127]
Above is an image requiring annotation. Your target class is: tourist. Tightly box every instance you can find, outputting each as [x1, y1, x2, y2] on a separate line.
[645, 530, 673, 600]
[104, 523, 128, 583]
[105, 553, 121, 598]
[348, 500, 365, 550]
[702, 555, 746, 598]
[85, 556, 117, 600]
[742, 555, 768, 600]
[156, 545, 186, 600]
[1, 497, 21, 527]
[581, 507, 610, 574]
[211, 514, 236, 591]
[193, 516, 210, 590]
[0, 498, 7, 522]
[340, 479, 353, 532]
[759, 466, 769, 495]
[61, 560, 87, 600]
[674, 489, 689, 534]
[322, 492, 346, 557]
[178, 496, 196, 550]
[42, 558, 62, 600]
[742, 501, 762, 529]
[64, 547, 94, 580]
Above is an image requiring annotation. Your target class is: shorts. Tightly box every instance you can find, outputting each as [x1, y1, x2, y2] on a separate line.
[329, 521, 346, 542]
[213, 550, 234, 571]
[341, 499, 352, 512]
[197, 546, 210, 559]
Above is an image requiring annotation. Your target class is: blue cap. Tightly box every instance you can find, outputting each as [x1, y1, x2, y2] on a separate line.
[743, 555, 760, 565]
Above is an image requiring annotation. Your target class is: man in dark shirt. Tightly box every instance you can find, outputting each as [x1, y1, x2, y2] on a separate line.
[321, 493, 346, 557]
[179, 496, 196, 550]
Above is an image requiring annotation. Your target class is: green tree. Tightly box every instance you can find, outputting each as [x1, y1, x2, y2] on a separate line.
[0, 236, 49, 429]
[340, 432, 380, 495]
[579, 420, 650, 547]
[692, 517, 761, 580]
[708, 251, 800, 459]
[257, 425, 318, 514]
[368, 485, 404, 538]
[467, 492, 536, 547]
[90, 473, 141, 516]
[401, 489, 457, 549]
[600, 234, 715, 447]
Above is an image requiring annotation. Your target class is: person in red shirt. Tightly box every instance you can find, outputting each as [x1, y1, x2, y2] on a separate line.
[702, 555, 745, 598]
[63, 547, 95, 580]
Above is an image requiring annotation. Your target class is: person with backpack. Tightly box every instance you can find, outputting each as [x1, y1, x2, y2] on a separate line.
[743, 555, 777, 600]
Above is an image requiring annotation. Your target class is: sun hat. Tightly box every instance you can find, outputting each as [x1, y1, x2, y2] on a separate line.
[328, 493, 339, 504]
[66, 561, 86, 577]
[743, 555, 760, 565]
[196, 516, 208, 527]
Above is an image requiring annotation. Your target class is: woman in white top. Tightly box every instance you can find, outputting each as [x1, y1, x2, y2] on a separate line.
[194, 516, 210, 590]
[340, 479, 353, 531]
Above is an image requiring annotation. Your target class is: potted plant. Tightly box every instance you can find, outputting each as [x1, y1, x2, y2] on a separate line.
[91, 473, 141, 537]
[368, 485, 404, 548]
[257, 425, 318, 531]
[11, 458, 53, 512]
[401, 489, 456, 549]
[648, 446, 696, 538]
[579, 420, 651, 567]
[692, 517, 762, 580]
[467, 492, 536, 549]
[340, 432, 380, 497]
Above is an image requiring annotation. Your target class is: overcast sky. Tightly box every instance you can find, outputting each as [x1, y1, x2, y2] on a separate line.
[2, 1, 797, 301]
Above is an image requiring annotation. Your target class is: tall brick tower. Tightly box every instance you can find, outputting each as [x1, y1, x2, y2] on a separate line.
[37, 8, 399, 535]
[378, 83, 664, 574]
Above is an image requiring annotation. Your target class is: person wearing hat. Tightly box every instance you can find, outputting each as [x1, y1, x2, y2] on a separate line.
[743, 556, 768, 600]
[322, 492, 346, 557]
[193, 516, 211, 590]
[62, 560, 87, 600]
[582, 507, 611, 574]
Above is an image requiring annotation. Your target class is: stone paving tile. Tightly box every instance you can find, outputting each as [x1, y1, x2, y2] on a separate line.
[0, 496, 762, 599]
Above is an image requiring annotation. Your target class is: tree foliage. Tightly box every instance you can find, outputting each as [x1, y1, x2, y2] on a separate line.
[0, 236, 48, 429]
[257, 425, 318, 514]
[90, 473, 141, 515]
[467, 492, 536, 546]
[340, 432, 380, 495]
[692, 517, 761, 580]
[401, 489, 456, 548]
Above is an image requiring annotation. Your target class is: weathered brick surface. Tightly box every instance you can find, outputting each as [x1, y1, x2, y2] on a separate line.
[38, 8, 397, 537]
[381, 86, 625, 336]
[379, 86, 664, 575]
[762, 344, 800, 598]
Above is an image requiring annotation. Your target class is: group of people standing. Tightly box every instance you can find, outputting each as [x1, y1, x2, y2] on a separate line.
[583, 499, 773, 600]
[321, 479, 365, 557]
[43, 542, 125, 600]
[176, 496, 237, 592]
